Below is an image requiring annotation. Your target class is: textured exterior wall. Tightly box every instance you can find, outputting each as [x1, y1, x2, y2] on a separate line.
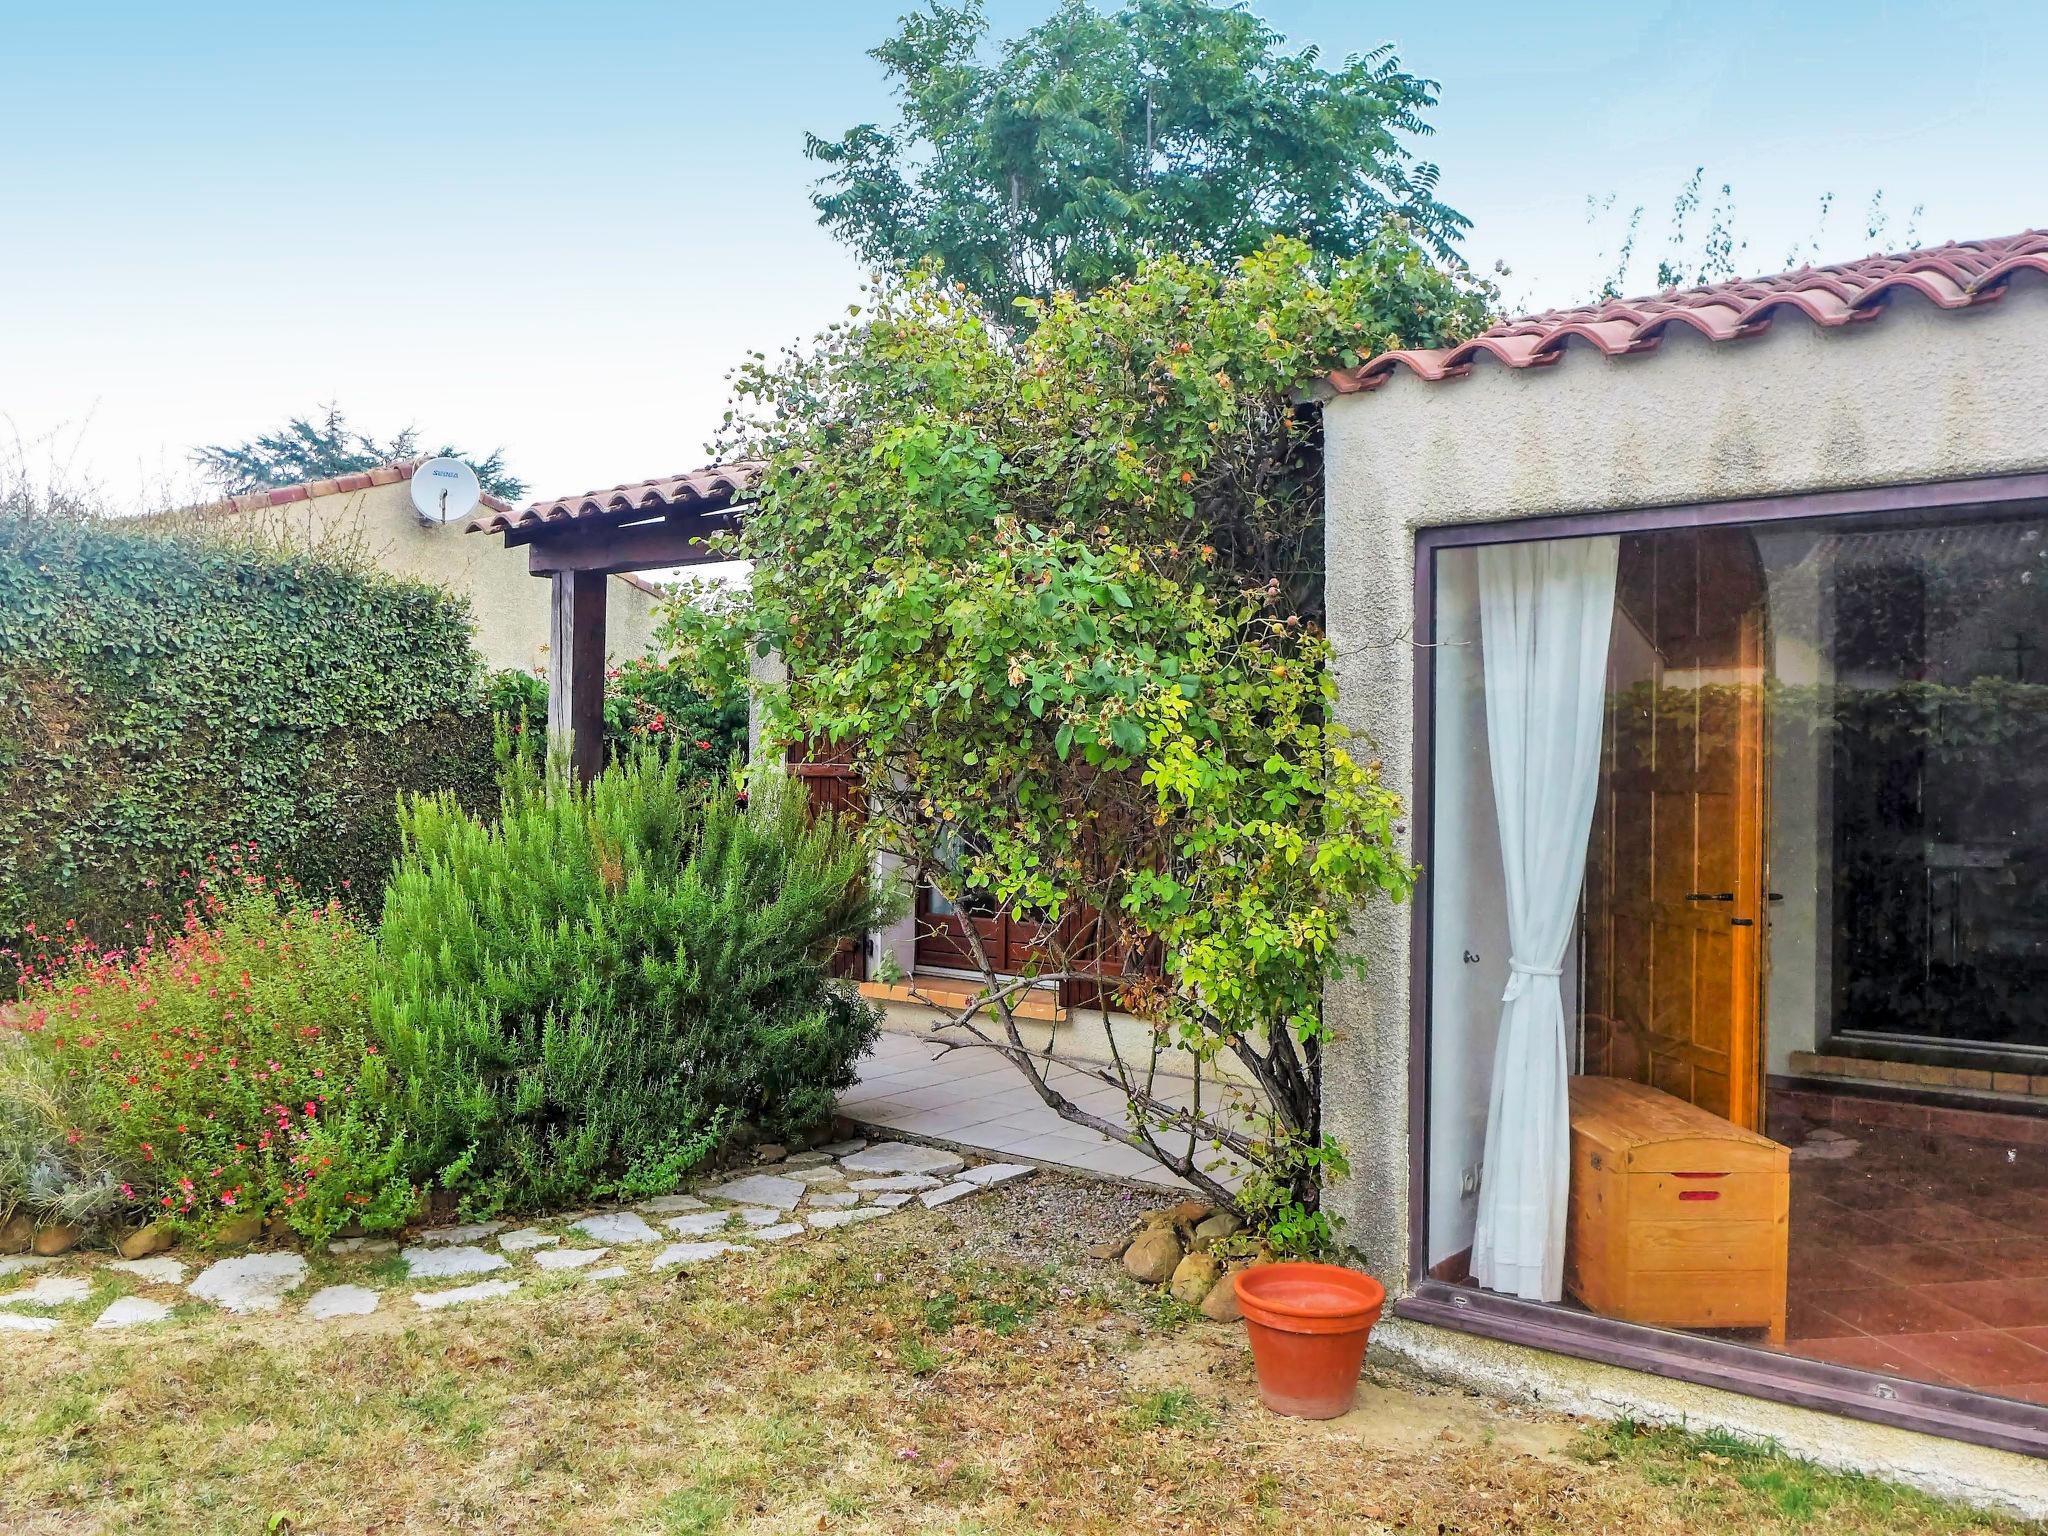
[209, 480, 663, 672]
[1318, 277, 2048, 1481]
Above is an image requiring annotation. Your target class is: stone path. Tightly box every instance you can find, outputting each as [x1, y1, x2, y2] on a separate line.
[0, 1138, 1037, 1339]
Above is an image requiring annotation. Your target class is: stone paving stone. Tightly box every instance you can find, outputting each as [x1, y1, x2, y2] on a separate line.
[402, 1244, 510, 1280]
[0, 1313, 58, 1333]
[837, 1142, 965, 1178]
[636, 1194, 708, 1215]
[919, 1182, 980, 1209]
[734, 1207, 787, 1227]
[871, 1192, 914, 1209]
[497, 1228, 560, 1252]
[785, 1167, 846, 1185]
[109, 1257, 187, 1286]
[806, 1208, 887, 1230]
[0, 1275, 92, 1308]
[782, 1150, 835, 1168]
[652, 1240, 751, 1269]
[956, 1162, 1035, 1187]
[189, 1253, 308, 1314]
[752, 1223, 804, 1242]
[533, 1247, 610, 1271]
[662, 1210, 738, 1237]
[805, 1190, 858, 1210]
[327, 1238, 398, 1256]
[570, 1211, 664, 1245]
[846, 1173, 942, 1193]
[703, 1173, 806, 1210]
[414, 1279, 519, 1311]
[418, 1222, 505, 1245]
[582, 1265, 629, 1281]
[816, 1138, 868, 1157]
[93, 1296, 173, 1330]
[0, 1257, 55, 1277]
[305, 1285, 380, 1320]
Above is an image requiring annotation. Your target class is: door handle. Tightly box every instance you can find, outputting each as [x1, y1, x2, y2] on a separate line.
[1686, 892, 1735, 902]
[1730, 917, 1755, 927]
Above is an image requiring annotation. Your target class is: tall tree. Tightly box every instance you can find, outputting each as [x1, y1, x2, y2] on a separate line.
[194, 404, 526, 501]
[807, 0, 1467, 318]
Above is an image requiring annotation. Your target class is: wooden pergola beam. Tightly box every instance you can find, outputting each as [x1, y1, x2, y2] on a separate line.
[547, 570, 608, 783]
[525, 514, 730, 576]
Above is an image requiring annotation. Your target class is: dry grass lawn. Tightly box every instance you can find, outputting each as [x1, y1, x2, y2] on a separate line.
[0, 1177, 2029, 1535]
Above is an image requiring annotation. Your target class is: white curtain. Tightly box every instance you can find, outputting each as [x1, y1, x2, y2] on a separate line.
[1468, 536, 1619, 1303]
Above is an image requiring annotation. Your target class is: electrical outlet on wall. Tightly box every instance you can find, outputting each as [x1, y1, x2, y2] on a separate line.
[1459, 1163, 1482, 1199]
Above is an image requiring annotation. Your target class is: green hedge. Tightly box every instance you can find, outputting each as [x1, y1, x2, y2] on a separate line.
[0, 513, 498, 947]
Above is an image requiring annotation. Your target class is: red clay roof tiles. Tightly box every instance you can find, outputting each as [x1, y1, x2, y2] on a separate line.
[210, 458, 516, 517]
[465, 462, 764, 536]
[1327, 228, 2048, 396]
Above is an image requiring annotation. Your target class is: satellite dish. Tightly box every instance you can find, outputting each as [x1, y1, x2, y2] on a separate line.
[411, 457, 481, 525]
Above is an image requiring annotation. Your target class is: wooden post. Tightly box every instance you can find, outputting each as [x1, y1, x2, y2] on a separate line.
[547, 570, 608, 783]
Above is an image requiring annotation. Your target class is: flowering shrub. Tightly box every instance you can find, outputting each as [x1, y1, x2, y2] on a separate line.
[4, 864, 415, 1244]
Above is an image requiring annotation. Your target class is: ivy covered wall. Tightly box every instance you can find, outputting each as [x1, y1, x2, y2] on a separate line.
[0, 514, 499, 946]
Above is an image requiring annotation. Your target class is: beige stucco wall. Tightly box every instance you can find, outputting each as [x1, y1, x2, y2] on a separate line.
[1319, 274, 2048, 1498]
[214, 479, 663, 673]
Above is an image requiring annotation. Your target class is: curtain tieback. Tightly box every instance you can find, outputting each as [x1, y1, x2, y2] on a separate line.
[1501, 957, 1562, 1003]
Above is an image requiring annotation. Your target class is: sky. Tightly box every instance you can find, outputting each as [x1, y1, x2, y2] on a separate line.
[2, 0, 2042, 512]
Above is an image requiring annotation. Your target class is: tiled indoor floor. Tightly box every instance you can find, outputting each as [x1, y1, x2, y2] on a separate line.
[1775, 1115, 2048, 1402]
[839, 1028, 1243, 1191]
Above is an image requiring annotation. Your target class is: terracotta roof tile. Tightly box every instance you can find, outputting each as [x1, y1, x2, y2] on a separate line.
[465, 461, 765, 536]
[1328, 228, 2048, 396]
[206, 459, 515, 517]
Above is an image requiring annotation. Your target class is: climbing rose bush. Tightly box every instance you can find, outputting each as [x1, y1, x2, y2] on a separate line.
[5, 864, 415, 1244]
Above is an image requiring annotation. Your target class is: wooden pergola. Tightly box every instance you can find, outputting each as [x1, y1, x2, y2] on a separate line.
[465, 463, 762, 780]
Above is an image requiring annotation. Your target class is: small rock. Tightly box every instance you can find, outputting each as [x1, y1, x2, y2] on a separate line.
[1169, 1251, 1222, 1305]
[753, 1223, 804, 1241]
[652, 1240, 750, 1269]
[419, 1222, 504, 1245]
[305, 1285, 380, 1320]
[533, 1247, 610, 1271]
[189, 1253, 308, 1314]
[116, 1222, 174, 1260]
[1122, 1226, 1183, 1285]
[569, 1212, 664, 1245]
[414, 1280, 519, 1311]
[956, 1163, 1034, 1188]
[806, 1191, 858, 1210]
[30, 1223, 82, 1257]
[919, 1182, 978, 1209]
[327, 1237, 397, 1255]
[0, 1214, 31, 1255]
[0, 1275, 91, 1307]
[845, 1174, 941, 1193]
[1147, 1200, 1212, 1233]
[0, 1313, 58, 1333]
[816, 1138, 868, 1158]
[1191, 1212, 1243, 1252]
[401, 1245, 509, 1280]
[212, 1215, 263, 1248]
[497, 1228, 559, 1253]
[109, 1257, 186, 1286]
[702, 1174, 806, 1211]
[837, 1142, 964, 1178]
[1087, 1236, 1133, 1262]
[753, 1143, 789, 1164]
[1199, 1272, 1243, 1324]
[636, 1194, 709, 1215]
[93, 1296, 172, 1330]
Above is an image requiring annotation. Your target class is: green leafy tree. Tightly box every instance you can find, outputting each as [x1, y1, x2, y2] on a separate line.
[193, 403, 526, 501]
[807, 0, 1467, 319]
[700, 233, 1489, 1228]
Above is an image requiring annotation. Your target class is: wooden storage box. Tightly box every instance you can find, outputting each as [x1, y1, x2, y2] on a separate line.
[1564, 1076, 1789, 1343]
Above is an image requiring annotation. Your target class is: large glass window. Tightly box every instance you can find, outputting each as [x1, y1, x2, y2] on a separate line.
[1426, 508, 2048, 1406]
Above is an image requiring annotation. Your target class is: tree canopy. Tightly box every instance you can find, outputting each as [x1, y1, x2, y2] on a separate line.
[193, 404, 527, 501]
[689, 232, 1490, 1226]
[807, 0, 1468, 319]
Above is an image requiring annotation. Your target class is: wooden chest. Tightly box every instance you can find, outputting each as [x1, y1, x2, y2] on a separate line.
[1564, 1076, 1789, 1343]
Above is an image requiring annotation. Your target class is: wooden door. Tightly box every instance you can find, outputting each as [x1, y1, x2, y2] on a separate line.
[1581, 529, 1767, 1130]
[914, 883, 1045, 975]
[789, 741, 868, 981]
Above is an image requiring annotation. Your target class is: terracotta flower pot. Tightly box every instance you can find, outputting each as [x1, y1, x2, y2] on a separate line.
[1233, 1262, 1386, 1419]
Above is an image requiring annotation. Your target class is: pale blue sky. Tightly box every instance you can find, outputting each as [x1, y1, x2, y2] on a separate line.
[2, 1, 2040, 508]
